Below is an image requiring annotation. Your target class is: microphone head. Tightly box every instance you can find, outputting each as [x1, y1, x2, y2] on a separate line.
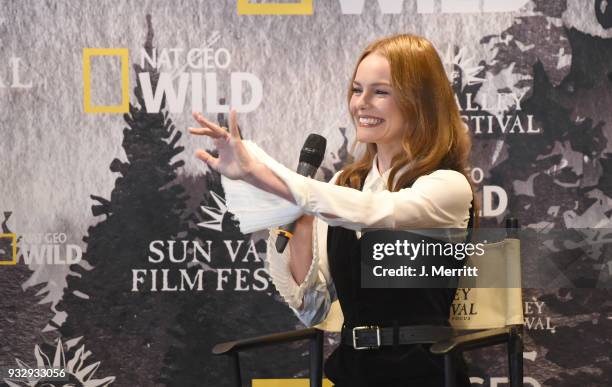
[299, 134, 327, 168]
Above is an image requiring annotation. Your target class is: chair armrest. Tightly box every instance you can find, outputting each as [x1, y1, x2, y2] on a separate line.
[212, 327, 321, 355]
[430, 326, 521, 355]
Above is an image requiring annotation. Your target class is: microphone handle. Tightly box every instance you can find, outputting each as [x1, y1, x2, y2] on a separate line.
[274, 222, 296, 253]
[275, 162, 319, 253]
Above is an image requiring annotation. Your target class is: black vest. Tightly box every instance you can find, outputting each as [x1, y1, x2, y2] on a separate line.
[322, 177, 473, 387]
[327, 226, 459, 328]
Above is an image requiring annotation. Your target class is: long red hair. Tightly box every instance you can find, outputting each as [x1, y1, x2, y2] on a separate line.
[336, 34, 477, 220]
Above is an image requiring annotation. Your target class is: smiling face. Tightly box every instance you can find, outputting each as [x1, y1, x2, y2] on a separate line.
[349, 53, 406, 150]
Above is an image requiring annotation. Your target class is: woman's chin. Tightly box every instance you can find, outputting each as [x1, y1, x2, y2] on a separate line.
[356, 134, 377, 144]
[356, 129, 375, 143]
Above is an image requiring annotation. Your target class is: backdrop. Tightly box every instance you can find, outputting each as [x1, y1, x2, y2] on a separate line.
[1, 0, 611, 386]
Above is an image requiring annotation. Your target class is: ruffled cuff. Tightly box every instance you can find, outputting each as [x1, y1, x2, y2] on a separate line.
[220, 140, 305, 234]
[241, 140, 311, 209]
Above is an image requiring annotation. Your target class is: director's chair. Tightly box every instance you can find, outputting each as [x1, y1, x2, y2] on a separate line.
[212, 218, 523, 387]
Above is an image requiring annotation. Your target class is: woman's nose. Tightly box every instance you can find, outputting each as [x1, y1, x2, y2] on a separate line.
[356, 93, 372, 110]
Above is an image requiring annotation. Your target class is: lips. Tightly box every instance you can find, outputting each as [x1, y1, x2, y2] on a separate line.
[357, 115, 385, 127]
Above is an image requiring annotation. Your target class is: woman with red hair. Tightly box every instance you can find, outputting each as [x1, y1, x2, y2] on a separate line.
[190, 34, 475, 386]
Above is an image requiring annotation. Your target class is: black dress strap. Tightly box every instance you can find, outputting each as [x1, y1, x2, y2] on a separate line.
[465, 198, 475, 243]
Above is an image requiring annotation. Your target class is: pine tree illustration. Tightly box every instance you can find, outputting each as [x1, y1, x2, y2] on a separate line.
[0, 212, 55, 371]
[56, 15, 191, 386]
[159, 118, 313, 386]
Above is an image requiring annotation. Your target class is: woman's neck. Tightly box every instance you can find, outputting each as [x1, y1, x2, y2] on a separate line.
[376, 143, 403, 174]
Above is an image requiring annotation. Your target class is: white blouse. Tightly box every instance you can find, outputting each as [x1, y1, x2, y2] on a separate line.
[220, 141, 473, 326]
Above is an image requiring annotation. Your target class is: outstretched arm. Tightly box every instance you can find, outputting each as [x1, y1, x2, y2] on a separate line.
[189, 111, 472, 231]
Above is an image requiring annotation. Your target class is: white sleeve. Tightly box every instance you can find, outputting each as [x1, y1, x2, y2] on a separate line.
[223, 140, 470, 233]
[220, 141, 304, 234]
[265, 172, 341, 327]
[264, 165, 473, 231]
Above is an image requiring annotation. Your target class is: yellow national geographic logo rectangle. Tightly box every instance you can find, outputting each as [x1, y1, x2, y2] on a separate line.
[83, 48, 130, 113]
[0, 233, 17, 265]
[237, 0, 313, 15]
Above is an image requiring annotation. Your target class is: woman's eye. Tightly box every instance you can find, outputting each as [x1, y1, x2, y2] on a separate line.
[351, 87, 362, 94]
[375, 90, 389, 95]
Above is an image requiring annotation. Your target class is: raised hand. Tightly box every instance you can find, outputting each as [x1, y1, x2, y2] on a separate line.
[189, 110, 260, 180]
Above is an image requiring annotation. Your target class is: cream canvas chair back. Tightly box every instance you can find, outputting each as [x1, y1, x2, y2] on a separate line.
[315, 238, 523, 332]
[450, 237, 523, 329]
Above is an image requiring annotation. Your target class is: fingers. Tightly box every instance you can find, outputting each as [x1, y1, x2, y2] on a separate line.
[192, 112, 229, 139]
[188, 127, 217, 136]
[229, 109, 240, 139]
[195, 149, 219, 170]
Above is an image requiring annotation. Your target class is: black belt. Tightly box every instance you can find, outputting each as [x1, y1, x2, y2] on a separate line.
[341, 325, 455, 350]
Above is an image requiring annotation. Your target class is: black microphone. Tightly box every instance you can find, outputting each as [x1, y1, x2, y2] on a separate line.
[275, 134, 327, 253]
